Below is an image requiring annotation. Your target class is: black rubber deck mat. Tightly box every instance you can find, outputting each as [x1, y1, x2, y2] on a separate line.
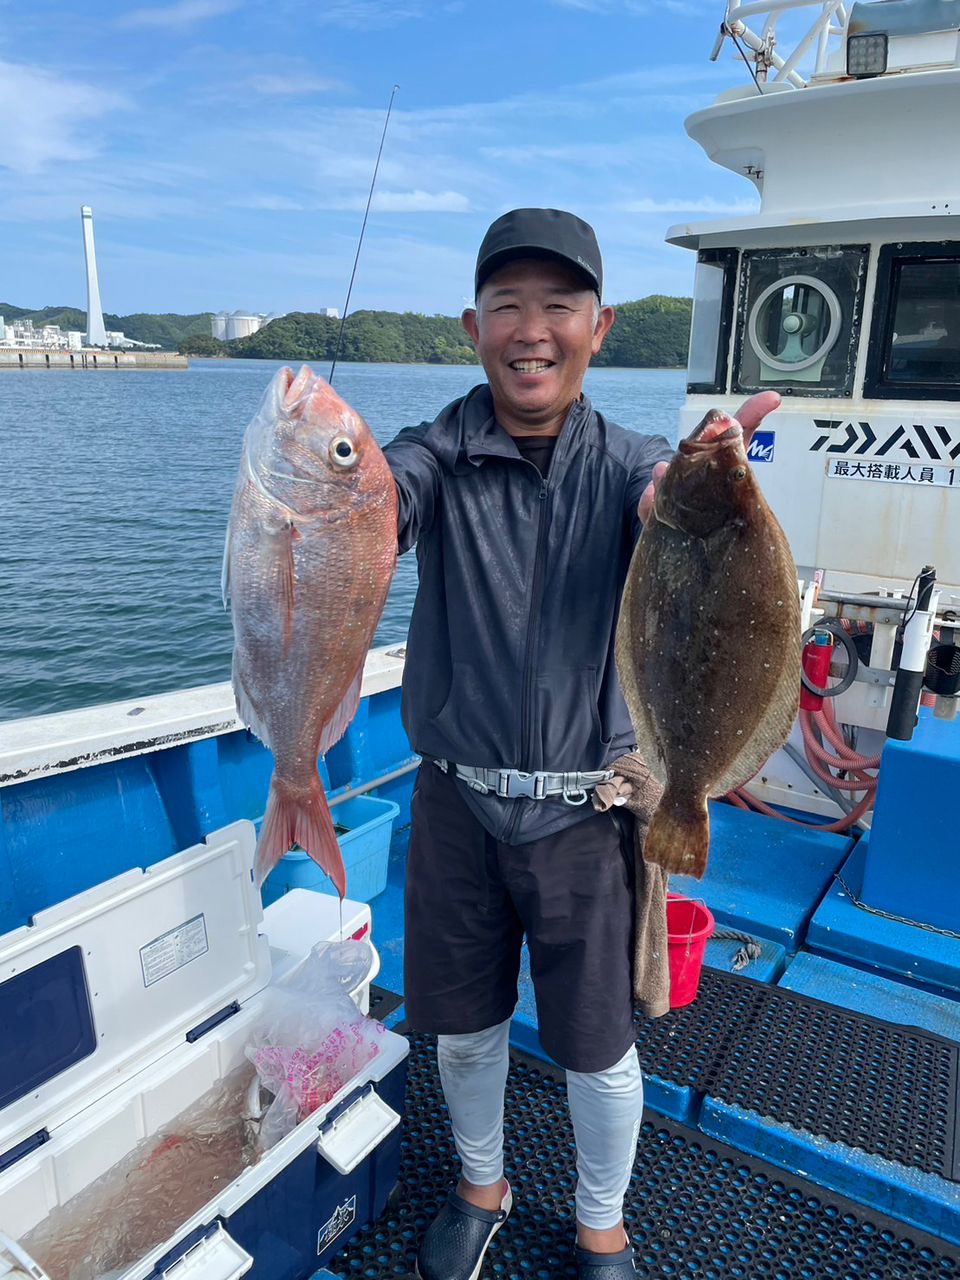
[634, 969, 960, 1180]
[368, 984, 404, 1022]
[331, 1032, 960, 1279]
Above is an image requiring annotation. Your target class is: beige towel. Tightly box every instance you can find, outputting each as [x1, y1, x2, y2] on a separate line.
[593, 753, 671, 1019]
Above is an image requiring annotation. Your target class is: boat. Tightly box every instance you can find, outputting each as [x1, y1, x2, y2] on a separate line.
[2, 0, 960, 1275]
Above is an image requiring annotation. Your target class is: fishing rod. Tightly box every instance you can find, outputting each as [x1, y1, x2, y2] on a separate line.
[329, 83, 400, 384]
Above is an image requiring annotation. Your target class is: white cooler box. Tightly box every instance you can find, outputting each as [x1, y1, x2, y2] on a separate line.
[0, 821, 409, 1280]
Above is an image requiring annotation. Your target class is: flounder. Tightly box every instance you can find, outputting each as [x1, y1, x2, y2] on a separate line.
[615, 409, 801, 877]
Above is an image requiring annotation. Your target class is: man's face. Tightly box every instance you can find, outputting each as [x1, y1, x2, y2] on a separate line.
[461, 258, 615, 435]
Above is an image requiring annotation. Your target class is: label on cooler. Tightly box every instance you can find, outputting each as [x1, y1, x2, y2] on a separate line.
[317, 1195, 357, 1253]
[140, 914, 209, 987]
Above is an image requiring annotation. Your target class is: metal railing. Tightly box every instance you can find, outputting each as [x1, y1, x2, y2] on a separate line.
[711, 0, 849, 87]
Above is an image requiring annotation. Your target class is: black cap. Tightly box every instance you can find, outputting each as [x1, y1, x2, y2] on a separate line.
[474, 208, 602, 299]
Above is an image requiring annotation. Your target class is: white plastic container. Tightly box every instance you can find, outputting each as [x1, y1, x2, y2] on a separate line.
[0, 822, 408, 1280]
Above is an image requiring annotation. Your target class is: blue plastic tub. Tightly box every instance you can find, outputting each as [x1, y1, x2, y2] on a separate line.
[263, 794, 400, 905]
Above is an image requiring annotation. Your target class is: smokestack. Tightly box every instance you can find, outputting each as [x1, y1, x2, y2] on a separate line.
[80, 205, 108, 348]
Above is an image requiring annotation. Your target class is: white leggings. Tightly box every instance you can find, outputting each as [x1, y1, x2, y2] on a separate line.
[437, 1019, 644, 1231]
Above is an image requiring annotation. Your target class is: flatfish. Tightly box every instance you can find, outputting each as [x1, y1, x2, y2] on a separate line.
[615, 410, 801, 877]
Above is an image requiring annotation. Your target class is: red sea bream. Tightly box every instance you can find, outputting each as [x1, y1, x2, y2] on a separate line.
[223, 366, 397, 893]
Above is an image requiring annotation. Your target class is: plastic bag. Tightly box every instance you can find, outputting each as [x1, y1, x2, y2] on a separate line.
[245, 939, 385, 1148]
[20, 1067, 259, 1280]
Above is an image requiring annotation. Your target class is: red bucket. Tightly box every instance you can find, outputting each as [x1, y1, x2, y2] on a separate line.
[666, 892, 715, 1009]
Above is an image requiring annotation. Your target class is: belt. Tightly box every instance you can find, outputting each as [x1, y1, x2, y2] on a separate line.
[432, 759, 614, 806]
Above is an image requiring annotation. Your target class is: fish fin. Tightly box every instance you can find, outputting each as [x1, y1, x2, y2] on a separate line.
[279, 522, 299, 656]
[255, 773, 347, 897]
[232, 658, 273, 749]
[317, 663, 364, 755]
[643, 790, 710, 879]
[221, 515, 232, 607]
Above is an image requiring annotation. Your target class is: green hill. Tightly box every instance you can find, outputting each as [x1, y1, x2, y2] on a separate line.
[0, 303, 213, 349]
[181, 297, 693, 367]
[225, 310, 479, 364]
[590, 296, 692, 369]
[2, 297, 693, 367]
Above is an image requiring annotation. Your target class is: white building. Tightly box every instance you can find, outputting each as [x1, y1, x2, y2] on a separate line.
[0, 316, 132, 350]
[211, 309, 337, 341]
[0, 318, 65, 349]
[225, 311, 261, 341]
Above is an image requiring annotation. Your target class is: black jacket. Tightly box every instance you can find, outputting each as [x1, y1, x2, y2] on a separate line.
[384, 384, 673, 844]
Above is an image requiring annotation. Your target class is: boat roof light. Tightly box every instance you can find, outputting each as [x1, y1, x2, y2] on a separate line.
[847, 30, 889, 75]
[847, 0, 960, 74]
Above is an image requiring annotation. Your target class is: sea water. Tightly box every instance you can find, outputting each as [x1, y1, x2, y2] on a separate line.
[0, 360, 684, 721]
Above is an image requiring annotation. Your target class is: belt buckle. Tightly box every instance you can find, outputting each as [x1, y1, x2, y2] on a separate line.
[502, 770, 545, 800]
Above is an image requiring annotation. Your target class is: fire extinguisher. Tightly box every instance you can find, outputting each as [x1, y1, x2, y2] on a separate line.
[800, 630, 834, 711]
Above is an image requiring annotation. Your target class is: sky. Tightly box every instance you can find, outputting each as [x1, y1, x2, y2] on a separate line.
[0, 0, 765, 316]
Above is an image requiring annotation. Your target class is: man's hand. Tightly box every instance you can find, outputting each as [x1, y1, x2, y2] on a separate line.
[637, 391, 781, 525]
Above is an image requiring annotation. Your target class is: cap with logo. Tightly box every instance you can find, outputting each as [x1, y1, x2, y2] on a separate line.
[474, 208, 603, 299]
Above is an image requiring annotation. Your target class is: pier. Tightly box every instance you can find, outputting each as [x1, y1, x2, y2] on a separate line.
[0, 347, 187, 370]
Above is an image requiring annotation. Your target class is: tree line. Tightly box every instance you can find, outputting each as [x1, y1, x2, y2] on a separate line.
[3, 297, 694, 367]
[179, 297, 692, 368]
[0, 303, 213, 348]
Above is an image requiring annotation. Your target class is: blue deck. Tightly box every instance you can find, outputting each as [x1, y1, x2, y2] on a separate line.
[351, 706, 960, 1247]
[2, 695, 959, 1261]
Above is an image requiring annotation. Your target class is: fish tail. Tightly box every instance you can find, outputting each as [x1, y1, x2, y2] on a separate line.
[255, 773, 347, 898]
[643, 791, 710, 879]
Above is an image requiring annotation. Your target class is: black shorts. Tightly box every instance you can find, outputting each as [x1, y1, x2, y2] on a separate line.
[403, 763, 636, 1074]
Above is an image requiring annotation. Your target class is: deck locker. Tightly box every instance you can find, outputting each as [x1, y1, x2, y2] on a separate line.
[0, 821, 408, 1280]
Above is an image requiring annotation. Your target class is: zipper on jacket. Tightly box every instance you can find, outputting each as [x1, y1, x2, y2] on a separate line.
[508, 476, 551, 841]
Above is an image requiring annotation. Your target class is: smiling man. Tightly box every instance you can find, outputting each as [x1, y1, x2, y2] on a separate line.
[383, 209, 777, 1280]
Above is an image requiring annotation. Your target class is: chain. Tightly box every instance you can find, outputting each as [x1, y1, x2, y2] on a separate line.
[834, 868, 960, 940]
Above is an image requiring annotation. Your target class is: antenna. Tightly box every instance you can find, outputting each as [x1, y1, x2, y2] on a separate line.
[329, 84, 400, 384]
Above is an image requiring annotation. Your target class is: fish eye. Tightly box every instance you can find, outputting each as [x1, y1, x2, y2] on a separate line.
[732, 466, 747, 481]
[330, 436, 358, 468]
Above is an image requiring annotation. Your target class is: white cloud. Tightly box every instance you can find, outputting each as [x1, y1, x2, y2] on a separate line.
[550, 0, 650, 11]
[371, 189, 470, 213]
[617, 196, 759, 213]
[309, 0, 423, 28]
[249, 73, 344, 96]
[0, 60, 125, 174]
[550, 0, 714, 10]
[230, 188, 470, 213]
[119, 0, 240, 29]
[231, 194, 306, 211]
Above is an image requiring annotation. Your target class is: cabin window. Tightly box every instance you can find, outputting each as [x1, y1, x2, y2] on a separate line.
[733, 245, 868, 397]
[865, 243, 960, 400]
[686, 248, 737, 394]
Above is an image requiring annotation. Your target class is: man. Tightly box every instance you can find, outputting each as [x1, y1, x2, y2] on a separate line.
[384, 209, 778, 1280]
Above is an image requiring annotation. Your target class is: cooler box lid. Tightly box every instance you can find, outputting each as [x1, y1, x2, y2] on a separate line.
[0, 821, 270, 1159]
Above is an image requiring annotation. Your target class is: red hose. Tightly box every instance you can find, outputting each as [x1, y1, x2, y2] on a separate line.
[724, 684, 881, 831]
[730, 784, 875, 832]
[815, 701, 882, 770]
[800, 714, 877, 788]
